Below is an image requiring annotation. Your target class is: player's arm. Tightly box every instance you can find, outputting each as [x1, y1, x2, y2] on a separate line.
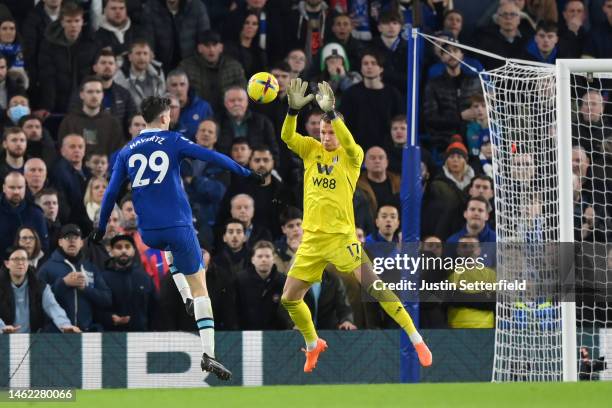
[316, 81, 362, 160]
[282, 78, 317, 157]
[97, 154, 128, 235]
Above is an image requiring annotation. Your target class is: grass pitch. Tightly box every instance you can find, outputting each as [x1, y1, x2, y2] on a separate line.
[33, 381, 612, 408]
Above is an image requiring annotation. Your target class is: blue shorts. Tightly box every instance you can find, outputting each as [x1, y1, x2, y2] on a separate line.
[139, 226, 203, 275]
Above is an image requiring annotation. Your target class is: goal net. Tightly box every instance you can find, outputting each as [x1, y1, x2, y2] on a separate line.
[480, 59, 612, 382]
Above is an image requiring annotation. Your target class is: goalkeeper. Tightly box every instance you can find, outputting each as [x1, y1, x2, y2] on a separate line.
[281, 79, 432, 372]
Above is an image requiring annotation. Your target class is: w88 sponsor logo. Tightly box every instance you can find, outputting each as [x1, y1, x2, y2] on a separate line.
[312, 176, 336, 189]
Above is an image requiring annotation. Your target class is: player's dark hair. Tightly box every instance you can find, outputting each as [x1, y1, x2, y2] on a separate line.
[141, 96, 171, 123]
[231, 137, 251, 148]
[2, 126, 24, 141]
[94, 48, 116, 65]
[361, 49, 385, 67]
[224, 218, 245, 233]
[35, 188, 59, 201]
[280, 206, 303, 226]
[378, 10, 404, 25]
[536, 20, 558, 34]
[119, 194, 133, 209]
[18, 114, 41, 128]
[466, 195, 492, 213]
[60, 2, 84, 19]
[79, 75, 104, 92]
[468, 174, 494, 191]
[391, 114, 406, 124]
[321, 111, 344, 123]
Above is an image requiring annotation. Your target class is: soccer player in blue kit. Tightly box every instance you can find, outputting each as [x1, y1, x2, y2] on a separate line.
[92, 97, 264, 380]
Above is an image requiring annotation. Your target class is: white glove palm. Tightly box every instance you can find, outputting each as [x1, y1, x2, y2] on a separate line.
[287, 78, 314, 110]
[315, 81, 335, 113]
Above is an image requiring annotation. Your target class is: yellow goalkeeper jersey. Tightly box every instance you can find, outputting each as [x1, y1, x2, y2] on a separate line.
[281, 114, 364, 235]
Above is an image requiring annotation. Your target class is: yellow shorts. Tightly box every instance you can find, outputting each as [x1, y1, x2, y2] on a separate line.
[288, 231, 369, 283]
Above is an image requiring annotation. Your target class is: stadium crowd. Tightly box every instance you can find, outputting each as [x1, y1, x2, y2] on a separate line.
[0, 0, 609, 334]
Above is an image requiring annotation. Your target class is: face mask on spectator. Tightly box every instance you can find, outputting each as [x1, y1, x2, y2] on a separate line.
[8, 105, 30, 123]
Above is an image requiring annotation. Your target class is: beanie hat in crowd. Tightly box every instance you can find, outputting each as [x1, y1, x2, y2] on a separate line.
[320, 42, 350, 72]
[446, 135, 468, 160]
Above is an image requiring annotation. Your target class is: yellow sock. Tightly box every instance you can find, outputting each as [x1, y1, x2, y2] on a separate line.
[367, 283, 423, 344]
[281, 298, 318, 346]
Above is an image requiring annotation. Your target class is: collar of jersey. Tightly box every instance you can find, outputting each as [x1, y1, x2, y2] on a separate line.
[139, 128, 162, 136]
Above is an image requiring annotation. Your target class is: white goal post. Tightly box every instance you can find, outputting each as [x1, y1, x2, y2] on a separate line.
[481, 59, 612, 382]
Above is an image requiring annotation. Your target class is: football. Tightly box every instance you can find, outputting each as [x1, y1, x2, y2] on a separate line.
[247, 72, 279, 104]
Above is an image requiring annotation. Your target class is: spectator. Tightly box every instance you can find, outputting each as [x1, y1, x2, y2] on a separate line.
[109, 113, 146, 174]
[217, 86, 279, 164]
[58, 76, 124, 156]
[114, 40, 166, 109]
[229, 193, 272, 248]
[419, 235, 448, 328]
[142, 0, 210, 73]
[95, 0, 146, 58]
[213, 218, 250, 278]
[166, 68, 214, 141]
[84, 205, 123, 271]
[285, 48, 309, 79]
[0, 246, 81, 334]
[573, 90, 611, 165]
[290, 0, 330, 67]
[274, 206, 303, 274]
[99, 234, 157, 331]
[525, 21, 566, 63]
[230, 137, 252, 167]
[303, 108, 323, 139]
[443, 9, 463, 41]
[387, 114, 407, 174]
[339, 50, 404, 153]
[179, 30, 246, 115]
[423, 37, 482, 153]
[235, 240, 291, 330]
[559, 0, 588, 58]
[365, 205, 400, 244]
[372, 11, 407, 95]
[1, 94, 30, 133]
[13, 227, 48, 271]
[0, 55, 24, 112]
[34, 188, 61, 253]
[224, 11, 268, 79]
[447, 196, 496, 264]
[0, 18, 28, 89]
[465, 94, 489, 158]
[447, 235, 496, 328]
[222, 0, 286, 63]
[221, 146, 295, 236]
[325, 13, 364, 71]
[427, 137, 474, 240]
[49, 133, 92, 234]
[37, 2, 99, 115]
[0, 172, 48, 256]
[86, 153, 109, 179]
[357, 146, 400, 213]
[426, 31, 484, 80]
[525, 0, 558, 23]
[20, 115, 57, 169]
[24, 157, 47, 197]
[304, 269, 356, 330]
[37, 224, 112, 331]
[477, 1, 529, 70]
[84, 176, 108, 222]
[22, 0, 62, 104]
[69, 50, 138, 131]
[0, 127, 27, 182]
[316, 43, 362, 104]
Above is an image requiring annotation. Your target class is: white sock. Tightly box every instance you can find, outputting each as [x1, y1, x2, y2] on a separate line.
[306, 339, 318, 351]
[171, 270, 193, 303]
[194, 296, 215, 357]
[409, 332, 423, 345]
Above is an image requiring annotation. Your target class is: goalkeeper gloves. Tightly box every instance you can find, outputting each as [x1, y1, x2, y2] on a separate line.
[248, 171, 266, 185]
[287, 78, 314, 112]
[315, 81, 335, 113]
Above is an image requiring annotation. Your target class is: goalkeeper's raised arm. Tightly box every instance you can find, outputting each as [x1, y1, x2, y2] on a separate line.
[281, 78, 316, 157]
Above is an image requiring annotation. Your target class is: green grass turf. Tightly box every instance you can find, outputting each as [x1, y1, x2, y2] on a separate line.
[24, 381, 612, 408]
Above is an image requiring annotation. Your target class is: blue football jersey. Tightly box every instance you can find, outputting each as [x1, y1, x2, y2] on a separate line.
[98, 129, 251, 231]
